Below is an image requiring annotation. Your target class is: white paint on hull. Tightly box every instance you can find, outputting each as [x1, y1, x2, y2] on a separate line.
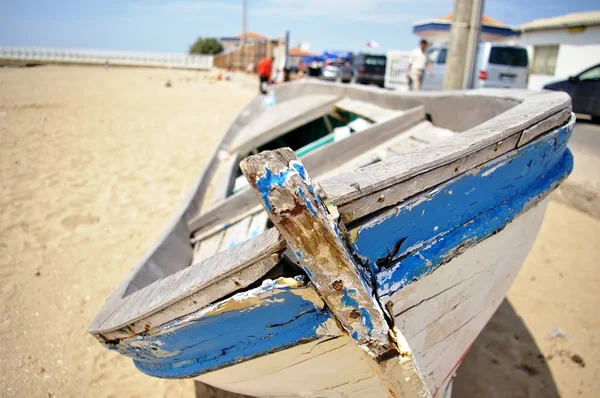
[197, 335, 389, 397]
[195, 198, 549, 397]
[388, 197, 550, 395]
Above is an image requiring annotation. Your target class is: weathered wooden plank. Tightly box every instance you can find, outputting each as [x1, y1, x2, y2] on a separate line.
[217, 216, 252, 252]
[410, 125, 456, 144]
[335, 97, 403, 122]
[192, 230, 225, 264]
[320, 91, 571, 206]
[190, 208, 266, 248]
[246, 211, 269, 241]
[240, 148, 431, 398]
[88, 227, 285, 335]
[518, 107, 572, 147]
[339, 133, 521, 223]
[336, 112, 573, 224]
[102, 254, 279, 340]
[388, 136, 429, 156]
[188, 189, 259, 236]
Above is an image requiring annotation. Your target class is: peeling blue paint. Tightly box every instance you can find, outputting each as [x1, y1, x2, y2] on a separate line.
[351, 121, 573, 277]
[255, 166, 295, 212]
[340, 288, 374, 332]
[255, 162, 319, 215]
[302, 265, 314, 279]
[297, 187, 317, 216]
[291, 161, 308, 182]
[291, 161, 319, 199]
[377, 148, 572, 298]
[112, 284, 336, 379]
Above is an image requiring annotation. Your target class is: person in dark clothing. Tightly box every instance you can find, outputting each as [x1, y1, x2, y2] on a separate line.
[257, 57, 274, 94]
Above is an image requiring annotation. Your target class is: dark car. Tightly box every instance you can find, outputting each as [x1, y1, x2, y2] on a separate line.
[544, 64, 600, 122]
[352, 54, 387, 88]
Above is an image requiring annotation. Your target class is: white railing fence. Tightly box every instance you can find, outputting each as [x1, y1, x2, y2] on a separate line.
[385, 50, 411, 91]
[0, 46, 213, 70]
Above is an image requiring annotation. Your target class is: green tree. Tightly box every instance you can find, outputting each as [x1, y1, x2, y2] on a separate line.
[189, 37, 224, 55]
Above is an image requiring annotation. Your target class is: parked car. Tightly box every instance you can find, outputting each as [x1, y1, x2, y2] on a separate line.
[544, 64, 600, 122]
[352, 54, 387, 87]
[321, 61, 354, 83]
[422, 43, 529, 90]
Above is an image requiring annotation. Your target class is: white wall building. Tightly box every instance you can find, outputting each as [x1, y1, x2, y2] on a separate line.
[515, 11, 600, 89]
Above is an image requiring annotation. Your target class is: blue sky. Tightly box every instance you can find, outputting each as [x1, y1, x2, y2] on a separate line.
[0, 0, 598, 54]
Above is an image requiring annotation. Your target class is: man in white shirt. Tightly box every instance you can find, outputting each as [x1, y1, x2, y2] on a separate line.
[407, 39, 433, 91]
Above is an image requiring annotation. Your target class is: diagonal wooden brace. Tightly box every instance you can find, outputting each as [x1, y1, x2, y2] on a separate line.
[241, 148, 431, 398]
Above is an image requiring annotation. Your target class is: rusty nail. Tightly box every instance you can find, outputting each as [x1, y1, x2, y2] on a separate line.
[332, 279, 344, 291]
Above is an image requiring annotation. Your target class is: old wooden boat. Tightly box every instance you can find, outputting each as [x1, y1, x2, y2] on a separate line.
[89, 81, 574, 397]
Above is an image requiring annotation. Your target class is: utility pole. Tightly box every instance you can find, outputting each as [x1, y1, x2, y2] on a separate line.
[463, 0, 485, 88]
[284, 31, 290, 68]
[443, 0, 473, 90]
[283, 30, 290, 81]
[240, 0, 247, 70]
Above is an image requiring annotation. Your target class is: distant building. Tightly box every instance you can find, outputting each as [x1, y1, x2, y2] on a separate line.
[288, 47, 316, 68]
[413, 14, 518, 45]
[220, 32, 278, 54]
[512, 11, 600, 89]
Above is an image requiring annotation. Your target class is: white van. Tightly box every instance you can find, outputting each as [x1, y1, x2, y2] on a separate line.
[421, 42, 529, 90]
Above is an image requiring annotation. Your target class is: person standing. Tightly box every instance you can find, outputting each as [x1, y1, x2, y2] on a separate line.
[407, 39, 433, 91]
[257, 56, 274, 94]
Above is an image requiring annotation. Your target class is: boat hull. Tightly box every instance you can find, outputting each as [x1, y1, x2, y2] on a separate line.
[194, 198, 549, 397]
[87, 85, 575, 398]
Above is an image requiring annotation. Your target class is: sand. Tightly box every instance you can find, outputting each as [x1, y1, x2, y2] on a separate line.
[0, 65, 254, 398]
[0, 65, 598, 398]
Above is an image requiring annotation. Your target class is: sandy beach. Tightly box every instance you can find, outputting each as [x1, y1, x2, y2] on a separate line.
[1, 65, 598, 398]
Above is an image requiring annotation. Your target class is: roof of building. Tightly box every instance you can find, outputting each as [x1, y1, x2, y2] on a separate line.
[520, 11, 600, 32]
[439, 13, 506, 26]
[414, 14, 510, 28]
[413, 14, 517, 38]
[289, 48, 315, 57]
[236, 32, 268, 40]
[221, 32, 270, 42]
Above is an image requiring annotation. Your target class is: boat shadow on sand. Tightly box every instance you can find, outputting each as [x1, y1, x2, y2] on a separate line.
[453, 299, 560, 398]
[194, 299, 559, 398]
